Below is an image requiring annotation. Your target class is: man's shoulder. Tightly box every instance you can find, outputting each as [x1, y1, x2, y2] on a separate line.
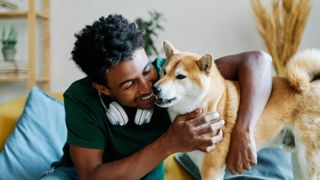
[153, 57, 166, 75]
[64, 77, 95, 97]
[153, 56, 166, 66]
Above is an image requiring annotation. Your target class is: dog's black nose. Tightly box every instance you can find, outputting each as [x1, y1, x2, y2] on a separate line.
[152, 85, 161, 95]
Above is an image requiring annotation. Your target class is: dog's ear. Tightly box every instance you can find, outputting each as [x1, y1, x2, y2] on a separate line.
[197, 54, 213, 74]
[163, 40, 175, 58]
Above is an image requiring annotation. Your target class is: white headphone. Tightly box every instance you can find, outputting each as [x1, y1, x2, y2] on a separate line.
[98, 93, 154, 126]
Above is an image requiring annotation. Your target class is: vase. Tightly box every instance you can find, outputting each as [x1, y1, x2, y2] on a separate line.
[2, 48, 16, 61]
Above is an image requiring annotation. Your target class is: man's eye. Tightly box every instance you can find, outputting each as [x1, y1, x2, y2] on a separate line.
[162, 69, 167, 76]
[143, 64, 152, 74]
[123, 81, 134, 89]
[176, 74, 186, 79]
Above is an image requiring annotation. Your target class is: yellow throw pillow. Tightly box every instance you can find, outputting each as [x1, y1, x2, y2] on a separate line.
[0, 97, 26, 149]
[0, 93, 63, 149]
[164, 154, 193, 180]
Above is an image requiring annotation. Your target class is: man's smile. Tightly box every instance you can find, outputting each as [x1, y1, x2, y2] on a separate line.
[141, 93, 153, 101]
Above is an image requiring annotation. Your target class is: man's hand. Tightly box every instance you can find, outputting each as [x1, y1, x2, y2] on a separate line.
[226, 127, 257, 174]
[163, 109, 224, 155]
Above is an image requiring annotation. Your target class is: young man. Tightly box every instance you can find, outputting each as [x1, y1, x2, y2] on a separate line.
[42, 14, 276, 179]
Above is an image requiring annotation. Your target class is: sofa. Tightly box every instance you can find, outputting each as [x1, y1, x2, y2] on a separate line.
[0, 87, 193, 179]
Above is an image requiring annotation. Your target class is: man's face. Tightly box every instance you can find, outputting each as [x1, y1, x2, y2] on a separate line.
[102, 48, 158, 109]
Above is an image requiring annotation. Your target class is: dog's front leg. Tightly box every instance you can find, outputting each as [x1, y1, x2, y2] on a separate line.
[292, 152, 303, 180]
[201, 166, 225, 180]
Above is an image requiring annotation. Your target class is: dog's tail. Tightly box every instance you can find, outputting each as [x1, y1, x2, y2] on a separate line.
[285, 48, 320, 93]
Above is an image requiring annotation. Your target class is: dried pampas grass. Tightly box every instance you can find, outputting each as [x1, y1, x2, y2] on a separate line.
[252, 0, 311, 75]
[0, 0, 17, 11]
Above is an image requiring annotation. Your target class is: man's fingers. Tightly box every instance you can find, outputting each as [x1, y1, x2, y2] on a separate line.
[195, 130, 223, 151]
[238, 160, 254, 173]
[238, 167, 246, 174]
[193, 122, 211, 135]
[190, 116, 207, 127]
[211, 130, 223, 143]
[195, 137, 213, 147]
[251, 160, 257, 166]
[229, 168, 237, 175]
[248, 156, 257, 166]
[175, 108, 202, 122]
[193, 120, 223, 134]
[237, 153, 252, 172]
[250, 153, 257, 165]
[204, 112, 220, 122]
[234, 163, 245, 174]
[243, 162, 251, 171]
[193, 119, 225, 135]
[210, 119, 224, 132]
[199, 144, 216, 152]
[189, 112, 220, 127]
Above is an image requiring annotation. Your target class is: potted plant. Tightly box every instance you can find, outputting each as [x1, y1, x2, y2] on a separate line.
[135, 10, 165, 57]
[1, 26, 18, 61]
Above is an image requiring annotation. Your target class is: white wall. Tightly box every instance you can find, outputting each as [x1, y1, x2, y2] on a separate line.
[0, 0, 319, 103]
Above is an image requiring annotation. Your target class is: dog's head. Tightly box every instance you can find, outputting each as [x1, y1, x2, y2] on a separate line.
[153, 41, 216, 113]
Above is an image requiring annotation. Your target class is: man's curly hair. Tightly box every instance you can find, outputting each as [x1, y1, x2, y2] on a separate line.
[71, 14, 144, 85]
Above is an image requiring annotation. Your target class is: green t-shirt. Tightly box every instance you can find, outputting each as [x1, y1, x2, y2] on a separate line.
[54, 57, 170, 179]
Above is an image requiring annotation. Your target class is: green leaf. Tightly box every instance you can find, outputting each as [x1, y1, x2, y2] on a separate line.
[134, 10, 166, 56]
[1, 26, 18, 49]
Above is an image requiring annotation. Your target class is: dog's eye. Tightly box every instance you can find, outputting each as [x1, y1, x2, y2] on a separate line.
[176, 74, 186, 79]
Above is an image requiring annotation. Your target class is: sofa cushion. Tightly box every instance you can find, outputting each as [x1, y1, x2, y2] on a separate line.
[0, 96, 26, 149]
[175, 148, 293, 180]
[0, 93, 63, 150]
[164, 154, 193, 180]
[0, 87, 67, 179]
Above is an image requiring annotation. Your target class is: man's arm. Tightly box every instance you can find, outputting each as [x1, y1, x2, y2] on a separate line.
[70, 110, 224, 180]
[215, 51, 273, 174]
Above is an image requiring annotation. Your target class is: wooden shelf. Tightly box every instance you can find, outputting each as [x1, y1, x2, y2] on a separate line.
[0, 0, 51, 91]
[36, 77, 49, 83]
[0, 74, 28, 81]
[0, 11, 49, 20]
[0, 75, 49, 82]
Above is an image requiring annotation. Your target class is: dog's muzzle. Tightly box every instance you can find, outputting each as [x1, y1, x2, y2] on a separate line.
[154, 96, 177, 107]
[152, 85, 161, 96]
[153, 85, 177, 107]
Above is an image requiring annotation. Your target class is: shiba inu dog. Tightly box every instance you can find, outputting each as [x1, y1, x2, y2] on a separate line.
[153, 41, 320, 180]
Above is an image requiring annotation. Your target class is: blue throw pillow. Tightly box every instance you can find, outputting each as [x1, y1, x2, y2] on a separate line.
[175, 147, 293, 180]
[0, 87, 67, 179]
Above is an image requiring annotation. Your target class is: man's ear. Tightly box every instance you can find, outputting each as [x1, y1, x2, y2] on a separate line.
[197, 54, 213, 74]
[92, 82, 112, 96]
[163, 40, 176, 59]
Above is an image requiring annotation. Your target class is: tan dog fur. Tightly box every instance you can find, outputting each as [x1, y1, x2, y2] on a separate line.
[154, 41, 320, 180]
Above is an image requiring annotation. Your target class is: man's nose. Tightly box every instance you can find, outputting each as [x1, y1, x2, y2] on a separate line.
[152, 85, 161, 95]
[138, 76, 153, 93]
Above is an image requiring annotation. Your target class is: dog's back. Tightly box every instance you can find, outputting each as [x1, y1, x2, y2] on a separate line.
[260, 49, 320, 179]
[211, 49, 320, 180]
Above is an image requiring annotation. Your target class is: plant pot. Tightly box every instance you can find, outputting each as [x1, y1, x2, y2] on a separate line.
[2, 48, 16, 61]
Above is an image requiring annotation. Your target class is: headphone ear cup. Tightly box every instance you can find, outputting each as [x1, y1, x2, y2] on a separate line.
[105, 107, 118, 125]
[106, 102, 129, 126]
[144, 109, 153, 124]
[134, 108, 154, 125]
[99, 93, 153, 126]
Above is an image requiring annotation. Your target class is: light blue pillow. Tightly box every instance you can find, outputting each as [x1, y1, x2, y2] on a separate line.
[0, 87, 67, 179]
[175, 147, 293, 180]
